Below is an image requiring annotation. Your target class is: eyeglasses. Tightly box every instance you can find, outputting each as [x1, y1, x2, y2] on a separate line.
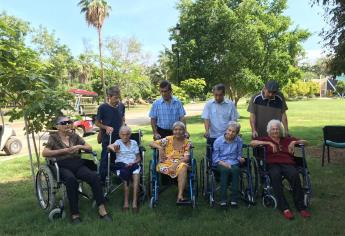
[57, 120, 73, 125]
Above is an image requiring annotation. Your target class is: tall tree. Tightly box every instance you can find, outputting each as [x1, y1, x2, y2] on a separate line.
[78, 0, 111, 101]
[313, 0, 345, 75]
[169, 0, 309, 105]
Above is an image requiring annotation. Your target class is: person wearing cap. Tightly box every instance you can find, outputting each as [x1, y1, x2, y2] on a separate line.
[95, 86, 126, 183]
[42, 116, 112, 224]
[149, 80, 187, 140]
[202, 83, 239, 148]
[247, 80, 288, 138]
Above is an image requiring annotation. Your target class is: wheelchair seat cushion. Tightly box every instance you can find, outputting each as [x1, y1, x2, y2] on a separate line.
[325, 140, 345, 148]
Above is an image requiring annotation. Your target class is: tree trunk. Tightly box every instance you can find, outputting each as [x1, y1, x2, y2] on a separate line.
[98, 26, 107, 102]
[24, 116, 36, 191]
[31, 130, 40, 167]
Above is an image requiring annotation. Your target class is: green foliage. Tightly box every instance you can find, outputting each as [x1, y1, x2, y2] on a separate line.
[336, 80, 345, 96]
[0, 13, 71, 133]
[282, 80, 319, 98]
[180, 78, 206, 100]
[168, 0, 310, 105]
[172, 84, 189, 104]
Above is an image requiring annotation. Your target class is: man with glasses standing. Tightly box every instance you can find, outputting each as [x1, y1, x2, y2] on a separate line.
[96, 86, 125, 183]
[247, 80, 289, 138]
[149, 80, 187, 140]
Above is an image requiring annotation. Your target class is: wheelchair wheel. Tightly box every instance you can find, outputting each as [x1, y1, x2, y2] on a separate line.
[48, 208, 66, 222]
[149, 197, 156, 208]
[209, 174, 215, 207]
[148, 160, 153, 198]
[192, 195, 196, 208]
[35, 166, 56, 211]
[304, 193, 311, 207]
[250, 157, 259, 198]
[200, 159, 205, 197]
[262, 195, 277, 208]
[192, 159, 198, 199]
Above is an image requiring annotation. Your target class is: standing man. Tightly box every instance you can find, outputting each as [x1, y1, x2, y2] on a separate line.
[201, 83, 239, 151]
[149, 80, 187, 140]
[247, 80, 288, 138]
[96, 86, 125, 182]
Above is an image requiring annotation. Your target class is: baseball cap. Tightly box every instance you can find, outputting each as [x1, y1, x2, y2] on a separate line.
[265, 80, 279, 92]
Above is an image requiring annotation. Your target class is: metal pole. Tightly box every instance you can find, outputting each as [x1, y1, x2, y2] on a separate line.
[177, 49, 180, 84]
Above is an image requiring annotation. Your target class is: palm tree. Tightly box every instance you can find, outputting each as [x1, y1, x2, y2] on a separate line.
[78, 0, 111, 101]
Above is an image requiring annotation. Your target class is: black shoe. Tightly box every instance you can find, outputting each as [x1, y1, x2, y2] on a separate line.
[230, 201, 238, 208]
[71, 217, 82, 225]
[99, 214, 113, 222]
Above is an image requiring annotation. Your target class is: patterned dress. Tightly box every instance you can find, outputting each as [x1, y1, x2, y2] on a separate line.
[154, 136, 191, 178]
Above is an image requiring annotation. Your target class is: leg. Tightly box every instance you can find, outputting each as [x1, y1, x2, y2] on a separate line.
[75, 166, 107, 216]
[281, 165, 305, 211]
[268, 164, 289, 212]
[123, 181, 129, 208]
[132, 174, 140, 208]
[216, 164, 232, 202]
[327, 146, 330, 163]
[177, 165, 188, 200]
[60, 168, 80, 218]
[229, 165, 240, 203]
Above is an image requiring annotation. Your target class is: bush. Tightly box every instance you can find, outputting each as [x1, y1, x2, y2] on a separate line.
[283, 80, 319, 98]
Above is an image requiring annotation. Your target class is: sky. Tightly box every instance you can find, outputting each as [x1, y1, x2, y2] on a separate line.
[0, 0, 327, 64]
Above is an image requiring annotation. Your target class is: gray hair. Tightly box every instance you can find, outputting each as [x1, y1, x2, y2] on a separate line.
[227, 121, 241, 134]
[267, 119, 285, 137]
[172, 121, 186, 131]
[119, 125, 132, 134]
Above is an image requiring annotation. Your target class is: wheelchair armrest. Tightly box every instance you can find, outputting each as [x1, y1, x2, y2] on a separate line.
[294, 143, 305, 147]
[81, 150, 99, 165]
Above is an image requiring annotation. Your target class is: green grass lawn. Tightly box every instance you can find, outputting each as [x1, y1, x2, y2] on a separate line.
[1, 98, 345, 235]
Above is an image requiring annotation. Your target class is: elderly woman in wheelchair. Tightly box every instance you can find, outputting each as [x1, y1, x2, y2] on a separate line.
[149, 121, 193, 204]
[107, 125, 141, 213]
[212, 121, 245, 208]
[42, 116, 112, 224]
[250, 119, 311, 220]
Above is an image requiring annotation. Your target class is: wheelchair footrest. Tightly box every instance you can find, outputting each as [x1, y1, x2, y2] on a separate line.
[176, 200, 192, 206]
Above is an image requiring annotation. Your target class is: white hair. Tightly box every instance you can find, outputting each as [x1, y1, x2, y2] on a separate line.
[227, 121, 241, 134]
[119, 125, 132, 134]
[267, 119, 285, 137]
[172, 121, 186, 131]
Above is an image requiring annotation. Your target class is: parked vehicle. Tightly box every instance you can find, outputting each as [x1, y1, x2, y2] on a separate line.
[68, 89, 99, 137]
[0, 110, 22, 155]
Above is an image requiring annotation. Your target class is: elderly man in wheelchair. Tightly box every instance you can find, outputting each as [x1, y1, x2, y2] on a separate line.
[250, 119, 311, 220]
[40, 116, 112, 224]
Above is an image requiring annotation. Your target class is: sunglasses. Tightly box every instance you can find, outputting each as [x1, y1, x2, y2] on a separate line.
[57, 120, 73, 125]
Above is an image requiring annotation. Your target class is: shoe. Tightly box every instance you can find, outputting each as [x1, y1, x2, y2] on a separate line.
[71, 217, 82, 225]
[230, 202, 238, 208]
[99, 214, 113, 222]
[300, 210, 311, 218]
[283, 209, 294, 220]
[220, 201, 227, 207]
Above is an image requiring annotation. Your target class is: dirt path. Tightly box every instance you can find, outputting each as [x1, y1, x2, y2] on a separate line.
[0, 102, 206, 161]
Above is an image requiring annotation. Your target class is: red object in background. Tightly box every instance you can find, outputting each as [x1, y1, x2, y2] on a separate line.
[68, 89, 98, 97]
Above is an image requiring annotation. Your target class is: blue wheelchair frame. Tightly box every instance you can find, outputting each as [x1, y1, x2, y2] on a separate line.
[148, 146, 198, 208]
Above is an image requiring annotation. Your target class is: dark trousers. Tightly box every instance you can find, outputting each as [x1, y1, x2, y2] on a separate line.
[268, 164, 305, 212]
[157, 126, 173, 138]
[100, 135, 118, 182]
[60, 165, 105, 215]
[216, 164, 240, 202]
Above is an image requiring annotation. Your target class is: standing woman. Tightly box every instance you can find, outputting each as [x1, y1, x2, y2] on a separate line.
[149, 121, 191, 203]
[42, 116, 111, 224]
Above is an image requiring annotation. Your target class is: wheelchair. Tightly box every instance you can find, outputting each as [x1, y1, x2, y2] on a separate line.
[148, 144, 198, 208]
[200, 143, 259, 207]
[254, 144, 312, 208]
[103, 129, 146, 203]
[35, 150, 99, 221]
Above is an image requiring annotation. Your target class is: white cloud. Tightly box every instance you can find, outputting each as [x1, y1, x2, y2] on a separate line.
[299, 49, 326, 65]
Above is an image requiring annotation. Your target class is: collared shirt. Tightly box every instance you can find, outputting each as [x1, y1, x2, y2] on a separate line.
[149, 96, 186, 130]
[212, 135, 243, 166]
[247, 91, 287, 137]
[201, 99, 239, 138]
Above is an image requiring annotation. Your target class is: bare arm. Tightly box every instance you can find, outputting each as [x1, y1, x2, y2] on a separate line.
[95, 120, 113, 135]
[250, 139, 277, 153]
[249, 113, 258, 138]
[204, 119, 210, 138]
[150, 118, 161, 140]
[282, 112, 288, 135]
